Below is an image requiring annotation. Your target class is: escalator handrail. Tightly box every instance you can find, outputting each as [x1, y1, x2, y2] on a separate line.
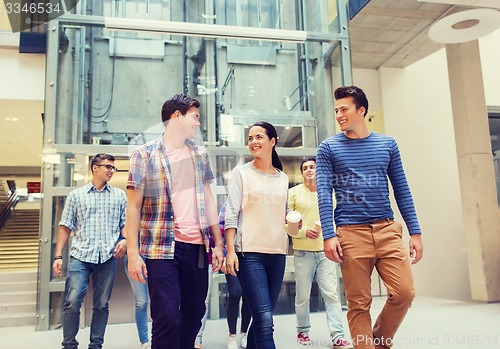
[0, 190, 20, 231]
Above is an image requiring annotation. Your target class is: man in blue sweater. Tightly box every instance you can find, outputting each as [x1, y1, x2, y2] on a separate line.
[316, 86, 423, 349]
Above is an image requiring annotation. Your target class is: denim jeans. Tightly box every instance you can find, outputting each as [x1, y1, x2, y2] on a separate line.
[125, 255, 149, 344]
[195, 266, 213, 345]
[225, 273, 251, 335]
[294, 250, 345, 341]
[146, 242, 208, 349]
[62, 256, 117, 349]
[236, 252, 285, 349]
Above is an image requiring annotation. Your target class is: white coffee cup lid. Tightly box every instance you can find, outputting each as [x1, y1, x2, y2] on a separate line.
[286, 211, 302, 223]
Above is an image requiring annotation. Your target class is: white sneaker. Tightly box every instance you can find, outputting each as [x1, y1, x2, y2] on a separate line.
[240, 332, 248, 349]
[228, 334, 239, 349]
[141, 342, 151, 349]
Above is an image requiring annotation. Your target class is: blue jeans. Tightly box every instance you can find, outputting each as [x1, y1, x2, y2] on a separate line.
[195, 265, 213, 345]
[62, 256, 117, 349]
[294, 250, 345, 341]
[146, 242, 208, 349]
[125, 255, 149, 344]
[236, 252, 285, 349]
[225, 273, 251, 335]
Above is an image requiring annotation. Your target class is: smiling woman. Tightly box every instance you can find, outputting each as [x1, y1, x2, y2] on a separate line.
[224, 121, 289, 349]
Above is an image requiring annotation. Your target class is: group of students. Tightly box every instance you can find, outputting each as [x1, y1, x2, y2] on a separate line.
[52, 85, 423, 349]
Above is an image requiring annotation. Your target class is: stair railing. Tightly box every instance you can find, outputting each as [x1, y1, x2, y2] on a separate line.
[0, 184, 19, 231]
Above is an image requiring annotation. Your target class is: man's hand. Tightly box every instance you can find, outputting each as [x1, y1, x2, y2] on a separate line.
[52, 259, 63, 276]
[114, 239, 127, 258]
[212, 245, 224, 272]
[409, 234, 423, 265]
[128, 254, 148, 284]
[324, 237, 343, 263]
[305, 228, 319, 239]
[221, 257, 227, 274]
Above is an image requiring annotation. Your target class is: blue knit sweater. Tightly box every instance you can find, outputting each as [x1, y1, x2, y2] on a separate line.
[316, 131, 421, 239]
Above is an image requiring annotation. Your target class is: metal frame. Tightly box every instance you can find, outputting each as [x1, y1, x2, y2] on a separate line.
[36, 0, 352, 330]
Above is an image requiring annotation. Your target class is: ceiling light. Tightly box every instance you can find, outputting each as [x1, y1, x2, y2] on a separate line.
[4, 117, 18, 122]
[428, 9, 500, 44]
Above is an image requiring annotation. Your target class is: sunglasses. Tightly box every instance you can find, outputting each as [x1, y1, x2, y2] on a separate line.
[96, 164, 118, 172]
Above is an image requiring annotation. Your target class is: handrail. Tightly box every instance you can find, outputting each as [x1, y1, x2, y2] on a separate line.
[0, 190, 19, 231]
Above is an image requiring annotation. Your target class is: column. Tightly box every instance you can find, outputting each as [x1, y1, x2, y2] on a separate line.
[446, 40, 500, 302]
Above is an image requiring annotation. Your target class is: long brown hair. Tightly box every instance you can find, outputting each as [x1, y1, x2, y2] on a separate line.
[252, 121, 283, 171]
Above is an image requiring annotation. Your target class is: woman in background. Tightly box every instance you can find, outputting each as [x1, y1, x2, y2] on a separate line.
[219, 203, 252, 349]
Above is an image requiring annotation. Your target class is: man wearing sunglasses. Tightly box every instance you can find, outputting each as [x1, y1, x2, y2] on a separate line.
[52, 153, 127, 349]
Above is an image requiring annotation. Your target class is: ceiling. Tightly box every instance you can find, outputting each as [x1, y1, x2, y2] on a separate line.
[0, 99, 43, 168]
[349, 0, 500, 69]
[0, 0, 498, 173]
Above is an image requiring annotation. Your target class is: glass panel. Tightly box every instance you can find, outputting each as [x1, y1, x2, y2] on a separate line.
[50, 154, 76, 187]
[489, 114, 500, 206]
[51, 196, 69, 279]
[54, 25, 327, 146]
[49, 291, 65, 329]
[40, 0, 352, 328]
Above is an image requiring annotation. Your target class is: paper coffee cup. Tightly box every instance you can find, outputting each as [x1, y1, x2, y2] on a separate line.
[286, 211, 302, 236]
[314, 220, 322, 233]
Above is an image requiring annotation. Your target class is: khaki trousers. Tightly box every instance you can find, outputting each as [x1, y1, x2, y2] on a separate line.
[336, 219, 415, 349]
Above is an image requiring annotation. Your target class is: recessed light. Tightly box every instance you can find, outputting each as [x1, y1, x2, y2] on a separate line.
[4, 117, 18, 122]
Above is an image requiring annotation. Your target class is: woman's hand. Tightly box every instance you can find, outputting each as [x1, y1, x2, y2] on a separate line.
[225, 251, 239, 276]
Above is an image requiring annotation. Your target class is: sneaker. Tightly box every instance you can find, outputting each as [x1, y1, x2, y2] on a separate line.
[332, 337, 353, 349]
[141, 343, 151, 349]
[228, 334, 239, 349]
[297, 332, 312, 345]
[240, 332, 247, 349]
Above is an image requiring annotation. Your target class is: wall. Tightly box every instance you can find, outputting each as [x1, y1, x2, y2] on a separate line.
[480, 29, 500, 106]
[0, 48, 45, 100]
[352, 28, 500, 301]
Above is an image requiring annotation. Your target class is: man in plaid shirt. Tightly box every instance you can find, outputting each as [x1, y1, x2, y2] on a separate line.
[125, 94, 224, 349]
[52, 153, 127, 349]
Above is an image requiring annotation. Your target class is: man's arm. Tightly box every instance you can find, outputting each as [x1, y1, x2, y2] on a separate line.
[316, 141, 343, 262]
[125, 187, 147, 283]
[52, 226, 71, 277]
[387, 140, 421, 234]
[204, 183, 224, 272]
[114, 228, 127, 258]
[113, 192, 128, 258]
[316, 141, 336, 239]
[387, 139, 424, 263]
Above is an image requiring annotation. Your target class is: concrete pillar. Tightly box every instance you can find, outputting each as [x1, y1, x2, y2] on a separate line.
[445, 40, 500, 302]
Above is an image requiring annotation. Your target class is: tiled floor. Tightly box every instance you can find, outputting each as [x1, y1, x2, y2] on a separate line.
[1, 296, 499, 349]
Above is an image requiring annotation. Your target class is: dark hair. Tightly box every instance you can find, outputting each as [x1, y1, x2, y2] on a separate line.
[161, 94, 201, 123]
[252, 121, 283, 171]
[300, 157, 316, 173]
[90, 153, 115, 173]
[334, 85, 369, 117]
